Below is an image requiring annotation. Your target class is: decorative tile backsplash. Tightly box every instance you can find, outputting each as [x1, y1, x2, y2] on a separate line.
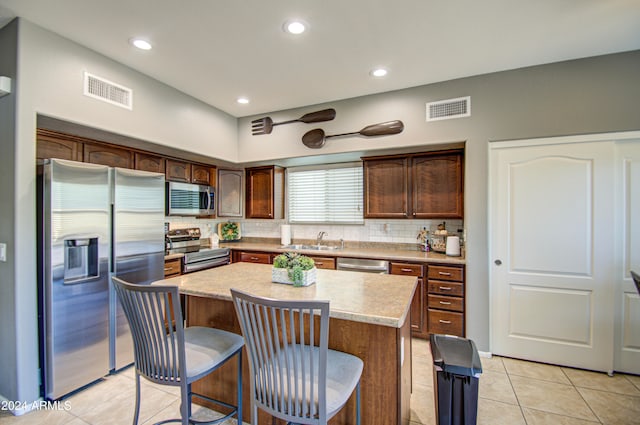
[166, 217, 464, 246]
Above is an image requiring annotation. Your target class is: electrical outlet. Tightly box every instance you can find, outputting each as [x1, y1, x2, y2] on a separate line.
[0, 243, 6, 262]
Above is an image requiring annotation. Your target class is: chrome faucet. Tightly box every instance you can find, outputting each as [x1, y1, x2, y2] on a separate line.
[316, 231, 327, 245]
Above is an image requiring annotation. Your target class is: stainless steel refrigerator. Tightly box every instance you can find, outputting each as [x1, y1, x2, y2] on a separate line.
[38, 158, 165, 400]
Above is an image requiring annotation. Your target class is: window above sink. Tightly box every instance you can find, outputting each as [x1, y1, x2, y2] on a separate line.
[287, 162, 363, 225]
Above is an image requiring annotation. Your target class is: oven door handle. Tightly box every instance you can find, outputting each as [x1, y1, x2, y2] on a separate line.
[183, 256, 229, 273]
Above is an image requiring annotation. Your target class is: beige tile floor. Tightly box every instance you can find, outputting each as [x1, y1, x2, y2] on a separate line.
[2, 338, 639, 424]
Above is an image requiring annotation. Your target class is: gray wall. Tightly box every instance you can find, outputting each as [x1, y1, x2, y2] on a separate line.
[3, 14, 640, 404]
[238, 49, 640, 353]
[4, 18, 239, 404]
[0, 19, 19, 405]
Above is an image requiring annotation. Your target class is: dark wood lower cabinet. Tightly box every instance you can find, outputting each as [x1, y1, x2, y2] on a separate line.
[427, 309, 464, 336]
[426, 264, 465, 337]
[390, 262, 426, 337]
[230, 250, 466, 339]
[164, 258, 182, 278]
[234, 251, 272, 264]
[309, 256, 336, 270]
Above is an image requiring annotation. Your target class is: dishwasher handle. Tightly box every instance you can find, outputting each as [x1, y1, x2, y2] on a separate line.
[336, 258, 389, 273]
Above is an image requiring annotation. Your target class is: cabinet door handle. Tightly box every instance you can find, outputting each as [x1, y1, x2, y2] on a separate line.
[439, 301, 452, 305]
[316, 262, 324, 266]
[438, 272, 452, 276]
[439, 286, 452, 291]
[401, 268, 413, 272]
[439, 320, 452, 324]
[250, 257, 259, 261]
[164, 267, 172, 272]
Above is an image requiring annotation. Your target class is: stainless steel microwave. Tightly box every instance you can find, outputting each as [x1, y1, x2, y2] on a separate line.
[165, 181, 215, 216]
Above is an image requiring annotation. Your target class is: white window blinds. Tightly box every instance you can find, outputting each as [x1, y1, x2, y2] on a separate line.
[287, 162, 364, 224]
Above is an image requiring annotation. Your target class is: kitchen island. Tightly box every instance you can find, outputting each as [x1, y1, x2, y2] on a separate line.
[158, 262, 417, 425]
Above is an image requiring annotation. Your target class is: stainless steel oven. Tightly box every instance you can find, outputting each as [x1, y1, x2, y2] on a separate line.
[166, 227, 230, 273]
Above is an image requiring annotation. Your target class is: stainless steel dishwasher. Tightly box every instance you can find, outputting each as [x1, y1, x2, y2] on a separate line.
[336, 257, 389, 274]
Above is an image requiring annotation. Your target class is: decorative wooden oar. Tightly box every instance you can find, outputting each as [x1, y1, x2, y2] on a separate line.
[302, 120, 404, 149]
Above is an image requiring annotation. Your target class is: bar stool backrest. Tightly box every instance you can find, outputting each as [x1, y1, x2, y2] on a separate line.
[113, 277, 186, 386]
[231, 289, 330, 425]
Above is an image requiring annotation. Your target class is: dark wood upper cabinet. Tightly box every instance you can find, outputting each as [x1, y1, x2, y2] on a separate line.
[363, 156, 409, 218]
[134, 152, 165, 173]
[191, 164, 215, 186]
[36, 130, 82, 161]
[165, 159, 215, 185]
[83, 142, 133, 168]
[245, 166, 284, 219]
[363, 149, 463, 219]
[412, 152, 463, 218]
[165, 159, 191, 183]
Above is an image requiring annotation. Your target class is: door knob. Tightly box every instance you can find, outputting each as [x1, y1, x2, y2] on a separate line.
[494, 259, 502, 266]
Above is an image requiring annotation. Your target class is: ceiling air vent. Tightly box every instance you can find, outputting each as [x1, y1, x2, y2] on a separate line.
[426, 96, 470, 122]
[83, 72, 133, 110]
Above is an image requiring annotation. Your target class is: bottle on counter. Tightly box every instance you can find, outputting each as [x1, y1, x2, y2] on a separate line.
[210, 232, 219, 248]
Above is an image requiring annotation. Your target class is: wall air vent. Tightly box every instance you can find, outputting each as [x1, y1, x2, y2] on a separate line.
[426, 96, 470, 122]
[83, 72, 132, 110]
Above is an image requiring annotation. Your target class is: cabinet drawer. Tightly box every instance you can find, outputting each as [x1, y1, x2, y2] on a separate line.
[164, 258, 182, 277]
[427, 280, 464, 297]
[390, 262, 423, 277]
[238, 252, 271, 264]
[427, 294, 464, 312]
[428, 309, 464, 336]
[428, 265, 464, 282]
[309, 256, 336, 270]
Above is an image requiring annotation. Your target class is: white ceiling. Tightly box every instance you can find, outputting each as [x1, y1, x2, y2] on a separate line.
[1, 0, 639, 118]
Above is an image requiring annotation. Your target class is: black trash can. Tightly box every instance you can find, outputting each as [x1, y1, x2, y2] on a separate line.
[429, 334, 483, 425]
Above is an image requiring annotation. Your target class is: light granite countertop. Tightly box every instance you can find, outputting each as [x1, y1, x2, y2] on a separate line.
[220, 241, 466, 265]
[156, 262, 417, 328]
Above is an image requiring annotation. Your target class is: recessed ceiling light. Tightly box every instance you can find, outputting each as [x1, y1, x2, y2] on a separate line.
[371, 68, 388, 77]
[283, 19, 307, 35]
[237, 97, 250, 104]
[130, 38, 152, 50]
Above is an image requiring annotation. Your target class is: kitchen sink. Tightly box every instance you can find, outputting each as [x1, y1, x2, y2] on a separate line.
[282, 244, 340, 251]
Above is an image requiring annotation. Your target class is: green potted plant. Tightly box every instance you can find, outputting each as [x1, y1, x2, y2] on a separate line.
[272, 252, 317, 287]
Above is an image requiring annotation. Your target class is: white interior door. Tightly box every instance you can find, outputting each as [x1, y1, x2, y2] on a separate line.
[614, 140, 640, 374]
[490, 137, 615, 372]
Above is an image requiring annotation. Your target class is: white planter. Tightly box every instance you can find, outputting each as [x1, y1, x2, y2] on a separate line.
[272, 267, 317, 287]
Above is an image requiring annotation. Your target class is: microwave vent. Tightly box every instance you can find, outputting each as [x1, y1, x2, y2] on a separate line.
[83, 72, 133, 110]
[426, 96, 470, 121]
